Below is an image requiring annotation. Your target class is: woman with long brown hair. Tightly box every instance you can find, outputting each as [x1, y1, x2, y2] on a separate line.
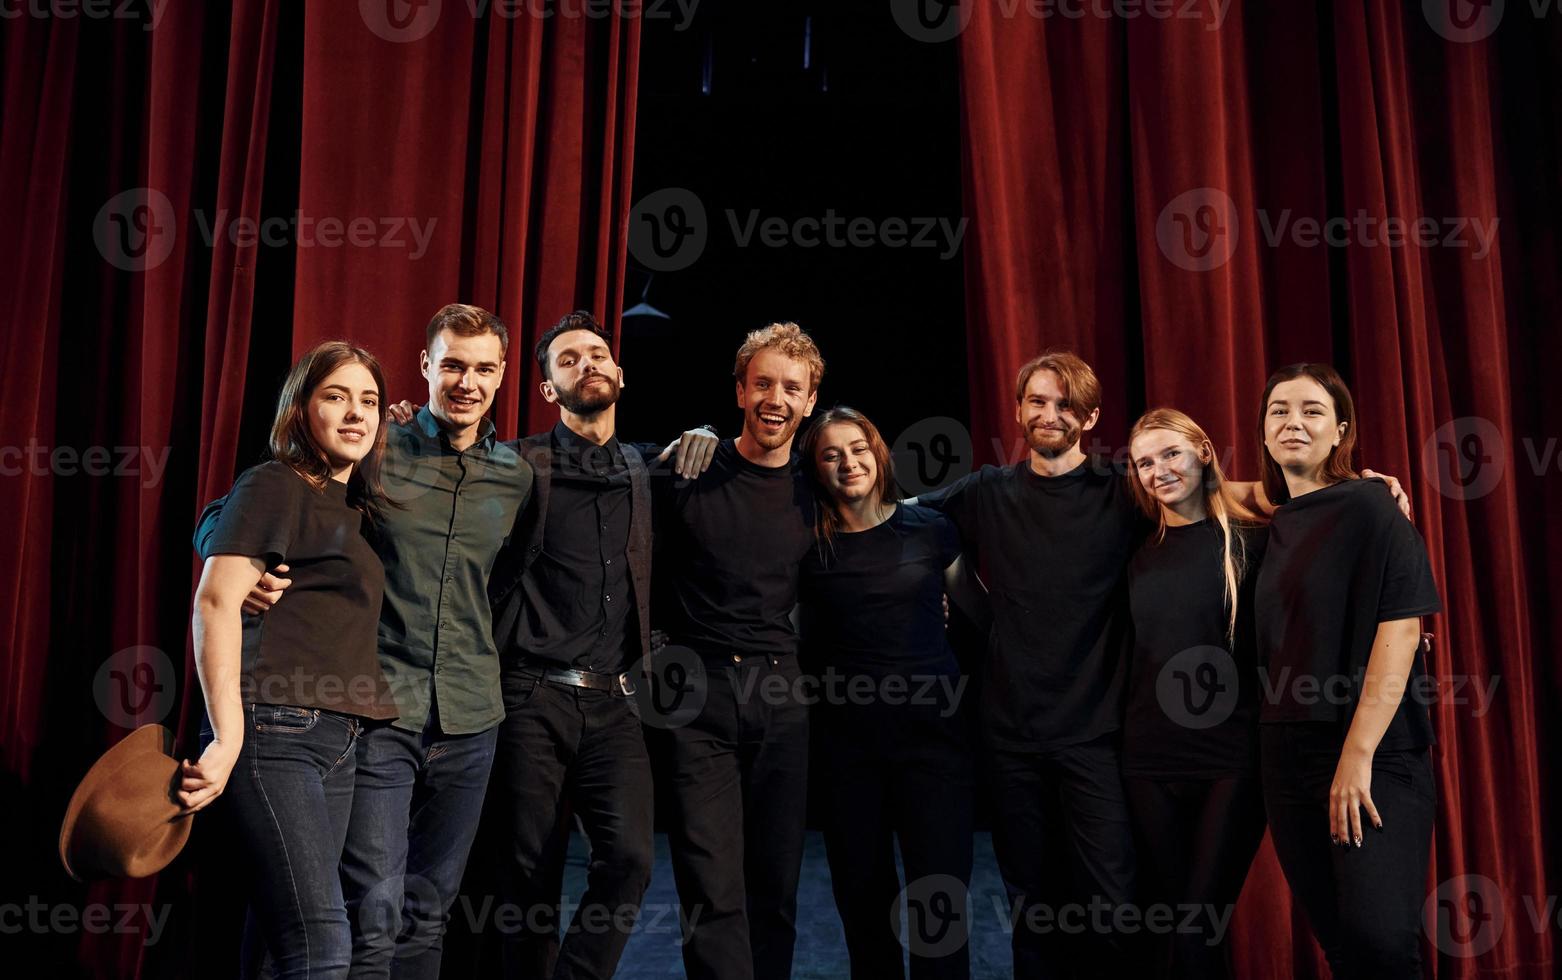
[179, 341, 398, 980]
[797, 406, 976, 980]
[1122, 408, 1268, 979]
[1253, 364, 1440, 979]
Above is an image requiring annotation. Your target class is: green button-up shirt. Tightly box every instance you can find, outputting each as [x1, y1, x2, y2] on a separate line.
[372, 408, 533, 733]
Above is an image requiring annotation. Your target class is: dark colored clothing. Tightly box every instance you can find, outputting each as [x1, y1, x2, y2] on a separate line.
[489, 432, 654, 675]
[208, 704, 366, 980]
[1260, 724, 1435, 979]
[1255, 478, 1442, 749]
[987, 738, 1138, 980]
[799, 502, 974, 979]
[651, 650, 811, 980]
[196, 410, 534, 734]
[651, 439, 815, 657]
[494, 672, 654, 980]
[918, 458, 1144, 748]
[799, 503, 963, 680]
[338, 716, 500, 980]
[817, 704, 974, 980]
[202, 462, 395, 720]
[1123, 775, 1267, 980]
[506, 422, 635, 672]
[1123, 520, 1266, 778]
[367, 409, 530, 733]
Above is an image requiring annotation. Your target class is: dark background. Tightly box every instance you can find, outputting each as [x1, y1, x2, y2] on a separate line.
[618, 2, 969, 461]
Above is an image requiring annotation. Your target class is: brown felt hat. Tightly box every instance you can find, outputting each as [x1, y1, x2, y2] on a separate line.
[58, 724, 193, 881]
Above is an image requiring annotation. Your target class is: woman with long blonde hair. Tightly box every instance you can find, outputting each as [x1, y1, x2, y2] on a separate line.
[1121, 407, 1268, 980]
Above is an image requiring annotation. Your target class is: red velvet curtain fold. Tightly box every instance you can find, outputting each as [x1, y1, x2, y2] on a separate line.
[957, 2, 1557, 977]
[0, 4, 637, 976]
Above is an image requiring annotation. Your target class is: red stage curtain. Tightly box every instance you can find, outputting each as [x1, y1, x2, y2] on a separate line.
[958, 1, 1557, 977]
[0, 5, 638, 977]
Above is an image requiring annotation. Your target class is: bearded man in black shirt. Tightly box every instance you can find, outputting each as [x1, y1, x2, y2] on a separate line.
[484, 310, 718, 980]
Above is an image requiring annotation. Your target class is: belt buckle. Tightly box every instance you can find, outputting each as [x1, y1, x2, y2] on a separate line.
[616, 672, 636, 697]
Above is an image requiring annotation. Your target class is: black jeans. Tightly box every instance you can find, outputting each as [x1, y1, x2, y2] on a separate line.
[987, 735, 1137, 980]
[213, 703, 364, 980]
[1122, 774, 1266, 980]
[495, 669, 655, 980]
[817, 700, 975, 980]
[1260, 724, 1435, 980]
[652, 648, 810, 980]
[338, 712, 499, 980]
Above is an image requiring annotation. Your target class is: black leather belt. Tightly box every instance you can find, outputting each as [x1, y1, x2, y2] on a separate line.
[541, 667, 636, 697]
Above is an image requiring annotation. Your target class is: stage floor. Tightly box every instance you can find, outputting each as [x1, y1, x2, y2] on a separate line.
[558, 830, 1013, 979]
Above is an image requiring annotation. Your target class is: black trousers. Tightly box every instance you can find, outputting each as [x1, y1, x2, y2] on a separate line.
[495, 669, 655, 980]
[652, 649, 810, 980]
[987, 735, 1137, 980]
[1122, 774, 1266, 980]
[1260, 724, 1435, 980]
[818, 701, 975, 980]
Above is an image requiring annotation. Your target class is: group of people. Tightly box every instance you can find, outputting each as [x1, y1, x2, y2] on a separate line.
[179, 304, 1441, 980]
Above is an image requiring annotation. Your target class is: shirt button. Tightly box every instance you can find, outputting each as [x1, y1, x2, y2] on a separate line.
[604, 559, 611, 565]
[732, 654, 741, 663]
[604, 595, 612, 602]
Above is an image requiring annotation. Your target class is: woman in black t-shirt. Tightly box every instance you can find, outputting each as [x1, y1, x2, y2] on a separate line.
[1254, 364, 1440, 980]
[798, 407, 975, 980]
[179, 341, 397, 980]
[1122, 408, 1268, 980]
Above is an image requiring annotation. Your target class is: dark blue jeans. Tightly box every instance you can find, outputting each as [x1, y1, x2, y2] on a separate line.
[339, 715, 500, 980]
[215, 703, 364, 980]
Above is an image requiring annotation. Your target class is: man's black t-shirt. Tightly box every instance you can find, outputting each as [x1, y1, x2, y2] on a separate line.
[652, 439, 815, 656]
[1124, 520, 1267, 778]
[799, 503, 962, 681]
[919, 457, 1146, 748]
[1254, 478, 1441, 749]
[203, 461, 396, 720]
